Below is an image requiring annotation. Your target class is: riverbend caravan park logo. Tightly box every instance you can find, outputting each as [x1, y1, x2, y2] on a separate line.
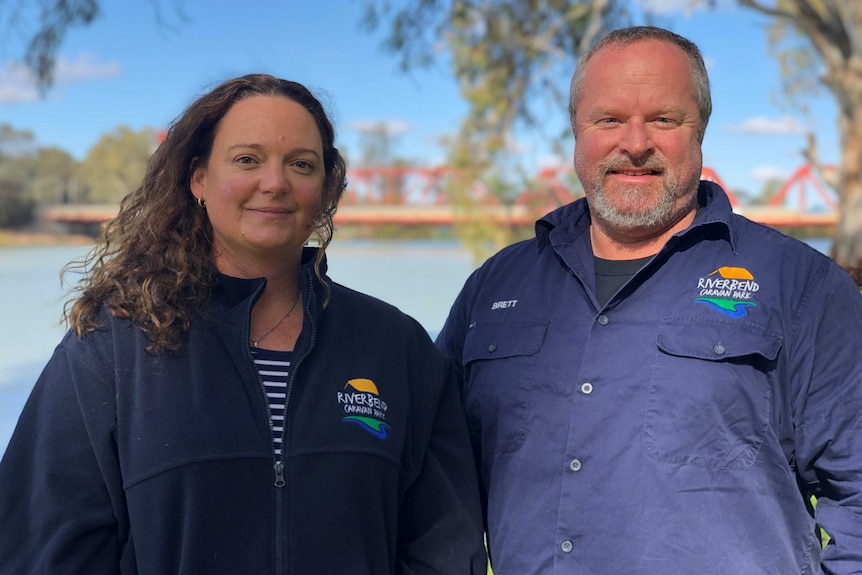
[337, 378, 390, 439]
[695, 266, 759, 318]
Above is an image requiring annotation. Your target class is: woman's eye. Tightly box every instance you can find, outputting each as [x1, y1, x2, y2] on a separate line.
[235, 155, 255, 164]
[294, 160, 314, 171]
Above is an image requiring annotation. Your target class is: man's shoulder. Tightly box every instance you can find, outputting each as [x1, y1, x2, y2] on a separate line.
[726, 214, 858, 299]
[731, 213, 826, 261]
[473, 237, 544, 280]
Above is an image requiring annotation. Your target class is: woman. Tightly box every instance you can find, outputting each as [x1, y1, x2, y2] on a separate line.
[0, 74, 486, 574]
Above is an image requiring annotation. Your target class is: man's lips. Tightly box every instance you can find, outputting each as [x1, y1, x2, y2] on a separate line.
[607, 168, 662, 176]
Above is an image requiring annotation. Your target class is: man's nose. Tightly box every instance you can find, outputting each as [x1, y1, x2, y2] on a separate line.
[618, 120, 654, 158]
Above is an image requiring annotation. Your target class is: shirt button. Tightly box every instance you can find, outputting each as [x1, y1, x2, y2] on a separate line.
[580, 382, 593, 395]
[488, 343, 497, 352]
[468, 321, 476, 330]
[561, 540, 573, 553]
[597, 315, 609, 326]
[713, 343, 726, 355]
[569, 459, 582, 472]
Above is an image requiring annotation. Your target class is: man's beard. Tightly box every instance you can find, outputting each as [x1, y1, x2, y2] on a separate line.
[585, 155, 694, 232]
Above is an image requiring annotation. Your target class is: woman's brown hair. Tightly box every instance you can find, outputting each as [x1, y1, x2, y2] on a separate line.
[64, 74, 347, 351]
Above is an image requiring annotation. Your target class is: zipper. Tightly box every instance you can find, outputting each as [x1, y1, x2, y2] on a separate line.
[248, 338, 289, 574]
[273, 461, 285, 487]
[274, 273, 317, 574]
[242, 280, 289, 574]
[274, 463, 286, 574]
[246, 272, 317, 575]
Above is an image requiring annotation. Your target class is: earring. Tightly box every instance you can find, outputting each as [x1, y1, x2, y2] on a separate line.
[196, 197, 206, 209]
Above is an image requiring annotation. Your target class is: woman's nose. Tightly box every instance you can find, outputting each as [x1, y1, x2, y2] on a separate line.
[259, 163, 290, 194]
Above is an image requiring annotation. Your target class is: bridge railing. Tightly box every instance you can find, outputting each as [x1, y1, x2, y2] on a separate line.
[38, 164, 839, 229]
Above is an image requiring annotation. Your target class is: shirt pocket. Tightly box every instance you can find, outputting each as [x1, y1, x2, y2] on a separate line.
[462, 320, 548, 455]
[643, 317, 782, 470]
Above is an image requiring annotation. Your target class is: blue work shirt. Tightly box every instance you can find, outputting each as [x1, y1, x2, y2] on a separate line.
[437, 182, 862, 574]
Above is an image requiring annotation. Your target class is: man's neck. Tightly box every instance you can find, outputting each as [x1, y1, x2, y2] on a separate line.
[589, 209, 696, 260]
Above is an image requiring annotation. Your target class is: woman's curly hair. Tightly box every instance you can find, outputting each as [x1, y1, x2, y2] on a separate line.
[63, 74, 347, 352]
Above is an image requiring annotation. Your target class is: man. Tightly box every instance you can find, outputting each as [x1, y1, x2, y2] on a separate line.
[437, 26, 862, 574]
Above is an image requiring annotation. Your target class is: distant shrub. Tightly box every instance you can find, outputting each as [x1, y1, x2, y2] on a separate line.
[0, 178, 36, 228]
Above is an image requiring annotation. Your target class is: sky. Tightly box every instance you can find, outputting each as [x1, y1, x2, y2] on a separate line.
[0, 0, 841, 205]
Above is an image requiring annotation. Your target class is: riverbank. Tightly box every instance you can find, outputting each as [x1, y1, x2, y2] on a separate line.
[0, 230, 94, 247]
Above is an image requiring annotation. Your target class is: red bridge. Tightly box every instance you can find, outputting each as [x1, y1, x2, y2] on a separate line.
[42, 164, 838, 231]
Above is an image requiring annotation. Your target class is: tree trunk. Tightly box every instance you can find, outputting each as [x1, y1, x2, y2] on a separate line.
[829, 47, 862, 268]
[832, 189, 862, 269]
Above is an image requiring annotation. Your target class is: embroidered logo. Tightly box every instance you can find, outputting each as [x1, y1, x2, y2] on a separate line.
[695, 266, 759, 318]
[491, 299, 518, 310]
[337, 378, 390, 439]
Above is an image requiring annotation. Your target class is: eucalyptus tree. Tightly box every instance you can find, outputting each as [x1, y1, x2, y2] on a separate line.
[734, 0, 862, 267]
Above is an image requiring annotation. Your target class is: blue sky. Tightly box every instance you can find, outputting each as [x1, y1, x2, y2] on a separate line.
[0, 0, 840, 202]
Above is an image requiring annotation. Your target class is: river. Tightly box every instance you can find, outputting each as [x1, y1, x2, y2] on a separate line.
[0, 236, 833, 455]
[0, 239, 476, 454]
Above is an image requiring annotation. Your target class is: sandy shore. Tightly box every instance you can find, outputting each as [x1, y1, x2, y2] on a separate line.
[0, 230, 94, 247]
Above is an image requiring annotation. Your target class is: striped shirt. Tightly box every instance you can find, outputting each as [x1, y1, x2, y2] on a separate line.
[250, 348, 293, 458]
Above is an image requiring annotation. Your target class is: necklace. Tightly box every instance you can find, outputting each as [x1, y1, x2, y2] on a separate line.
[251, 287, 301, 348]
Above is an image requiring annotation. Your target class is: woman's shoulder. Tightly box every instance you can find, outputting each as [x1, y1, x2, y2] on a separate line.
[328, 282, 420, 323]
[59, 304, 144, 361]
[324, 281, 439, 352]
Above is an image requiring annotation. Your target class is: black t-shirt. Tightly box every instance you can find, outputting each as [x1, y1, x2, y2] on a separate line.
[594, 255, 653, 307]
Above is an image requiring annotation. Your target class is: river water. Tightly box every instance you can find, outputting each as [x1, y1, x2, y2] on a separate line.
[0, 236, 833, 455]
[0, 240, 476, 454]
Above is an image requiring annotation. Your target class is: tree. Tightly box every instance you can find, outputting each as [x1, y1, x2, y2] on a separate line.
[0, 123, 39, 227]
[732, 0, 862, 267]
[0, 124, 79, 219]
[363, 0, 626, 259]
[28, 147, 79, 203]
[76, 126, 155, 203]
[1, 0, 188, 91]
[0, 0, 99, 89]
[365, 0, 862, 268]
[364, 0, 622, 157]
[0, 177, 35, 228]
[0, 123, 36, 157]
[352, 120, 415, 206]
[9, 1, 860, 266]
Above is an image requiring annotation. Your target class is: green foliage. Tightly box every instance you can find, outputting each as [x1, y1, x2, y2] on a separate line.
[737, 0, 862, 266]
[0, 123, 38, 227]
[365, 0, 626, 150]
[29, 147, 78, 203]
[75, 125, 156, 203]
[363, 0, 627, 256]
[0, 177, 36, 227]
[0, 121, 157, 229]
[0, 123, 37, 157]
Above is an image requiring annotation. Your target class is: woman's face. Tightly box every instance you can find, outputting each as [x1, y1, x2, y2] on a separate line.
[190, 95, 325, 272]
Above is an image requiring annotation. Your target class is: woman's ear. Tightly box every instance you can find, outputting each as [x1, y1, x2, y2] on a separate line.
[189, 158, 205, 198]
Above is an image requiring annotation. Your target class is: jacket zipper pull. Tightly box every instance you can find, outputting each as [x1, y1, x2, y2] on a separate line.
[274, 461, 285, 487]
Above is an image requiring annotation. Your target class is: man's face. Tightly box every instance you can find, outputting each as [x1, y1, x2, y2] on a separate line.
[573, 39, 703, 242]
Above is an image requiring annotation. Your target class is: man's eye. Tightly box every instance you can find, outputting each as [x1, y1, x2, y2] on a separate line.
[236, 155, 255, 164]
